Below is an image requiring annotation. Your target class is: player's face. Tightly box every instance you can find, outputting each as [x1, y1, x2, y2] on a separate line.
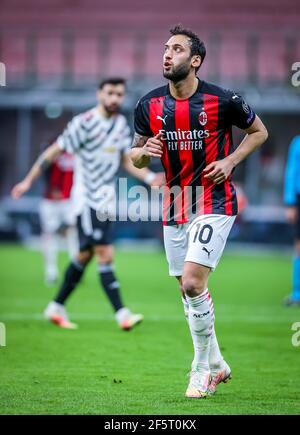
[163, 35, 195, 82]
[97, 84, 126, 114]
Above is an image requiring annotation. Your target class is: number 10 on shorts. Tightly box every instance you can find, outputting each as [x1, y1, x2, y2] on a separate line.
[192, 223, 213, 244]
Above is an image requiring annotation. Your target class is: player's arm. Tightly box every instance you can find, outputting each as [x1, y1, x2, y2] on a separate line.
[204, 115, 268, 184]
[122, 152, 165, 187]
[226, 115, 268, 168]
[130, 133, 164, 169]
[11, 142, 62, 199]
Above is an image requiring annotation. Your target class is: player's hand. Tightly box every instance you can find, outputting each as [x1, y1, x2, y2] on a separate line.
[286, 206, 298, 225]
[143, 133, 164, 158]
[11, 179, 32, 199]
[203, 158, 234, 184]
[150, 172, 165, 187]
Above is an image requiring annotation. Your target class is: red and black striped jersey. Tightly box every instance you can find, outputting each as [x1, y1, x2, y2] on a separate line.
[44, 152, 74, 200]
[134, 79, 256, 225]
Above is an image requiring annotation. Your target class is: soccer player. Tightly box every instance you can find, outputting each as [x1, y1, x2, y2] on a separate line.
[130, 26, 268, 397]
[12, 77, 164, 331]
[283, 134, 300, 306]
[39, 149, 77, 285]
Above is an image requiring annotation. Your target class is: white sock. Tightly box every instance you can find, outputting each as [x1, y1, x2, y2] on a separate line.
[43, 233, 58, 279]
[185, 290, 224, 370]
[209, 327, 225, 369]
[66, 226, 79, 259]
[186, 290, 214, 371]
[206, 292, 224, 370]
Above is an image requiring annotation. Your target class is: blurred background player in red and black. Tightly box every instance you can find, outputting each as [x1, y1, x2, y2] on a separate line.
[39, 142, 77, 285]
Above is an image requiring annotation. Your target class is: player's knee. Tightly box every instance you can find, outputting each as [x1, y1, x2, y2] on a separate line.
[95, 245, 113, 264]
[182, 275, 206, 297]
[76, 250, 93, 266]
[96, 252, 113, 264]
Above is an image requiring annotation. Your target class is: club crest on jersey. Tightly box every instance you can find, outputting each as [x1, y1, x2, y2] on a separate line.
[198, 111, 208, 126]
[104, 146, 117, 153]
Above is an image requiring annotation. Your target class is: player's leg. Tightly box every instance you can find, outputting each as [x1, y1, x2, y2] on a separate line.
[53, 249, 92, 305]
[163, 223, 188, 316]
[94, 243, 143, 330]
[182, 261, 212, 398]
[178, 274, 229, 395]
[44, 249, 93, 328]
[185, 215, 235, 396]
[164, 223, 212, 397]
[176, 277, 189, 322]
[39, 200, 60, 285]
[44, 212, 93, 328]
[52, 210, 94, 306]
[94, 244, 123, 312]
[292, 239, 300, 303]
[284, 198, 300, 306]
[65, 225, 79, 259]
[61, 199, 79, 260]
[42, 232, 59, 284]
[284, 239, 300, 306]
[207, 327, 231, 395]
[180, 277, 230, 394]
[176, 272, 226, 397]
[164, 221, 229, 397]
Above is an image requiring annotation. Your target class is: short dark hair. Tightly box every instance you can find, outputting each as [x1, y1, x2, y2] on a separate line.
[98, 77, 126, 90]
[169, 25, 206, 72]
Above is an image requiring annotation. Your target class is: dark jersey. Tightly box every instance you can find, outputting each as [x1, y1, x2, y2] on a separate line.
[44, 152, 74, 200]
[134, 79, 256, 225]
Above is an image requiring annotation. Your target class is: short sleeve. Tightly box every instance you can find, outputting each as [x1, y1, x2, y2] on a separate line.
[134, 99, 152, 137]
[227, 92, 256, 130]
[57, 115, 86, 153]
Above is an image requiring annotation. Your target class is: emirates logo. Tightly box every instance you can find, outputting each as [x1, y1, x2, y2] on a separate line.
[198, 111, 208, 126]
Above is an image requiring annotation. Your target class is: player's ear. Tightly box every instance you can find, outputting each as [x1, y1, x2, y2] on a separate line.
[96, 89, 102, 102]
[191, 55, 201, 70]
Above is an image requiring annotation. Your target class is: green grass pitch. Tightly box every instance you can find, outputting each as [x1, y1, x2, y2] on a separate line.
[0, 244, 299, 415]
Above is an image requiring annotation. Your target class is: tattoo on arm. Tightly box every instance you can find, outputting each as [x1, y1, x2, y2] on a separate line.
[131, 133, 149, 148]
[37, 155, 51, 172]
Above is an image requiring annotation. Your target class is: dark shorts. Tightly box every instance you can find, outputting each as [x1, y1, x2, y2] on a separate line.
[77, 207, 114, 252]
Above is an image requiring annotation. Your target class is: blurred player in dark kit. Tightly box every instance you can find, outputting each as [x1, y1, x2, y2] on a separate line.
[12, 77, 164, 330]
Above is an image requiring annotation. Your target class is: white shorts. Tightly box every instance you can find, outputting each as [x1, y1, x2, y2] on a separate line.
[39, 199, 76, 234]
[163, 214, 236, 276]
